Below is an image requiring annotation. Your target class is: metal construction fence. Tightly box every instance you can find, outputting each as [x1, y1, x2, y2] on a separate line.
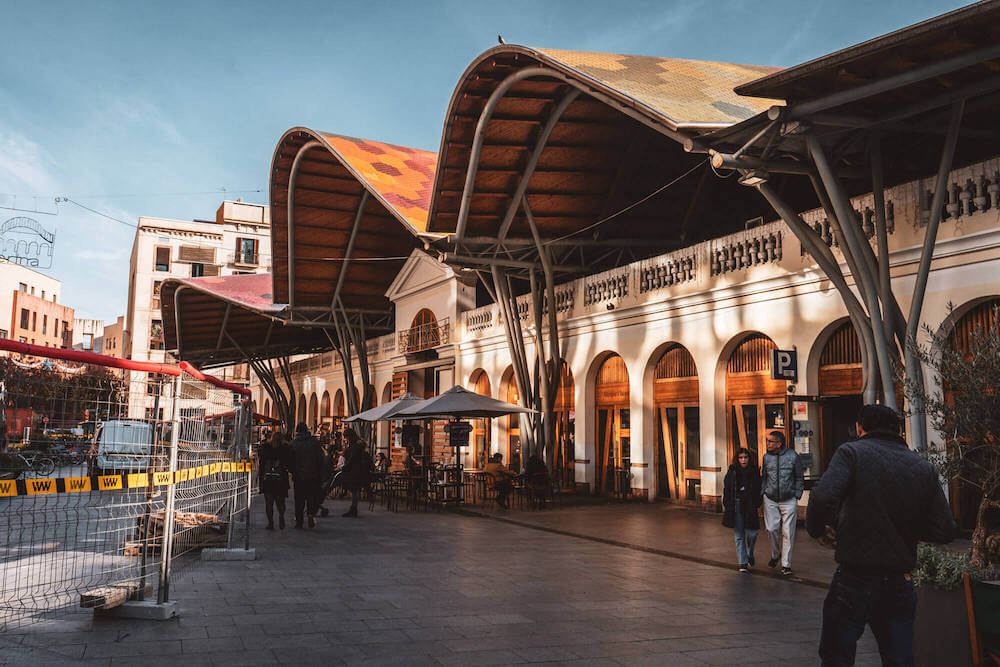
[0, 341, 255, 630]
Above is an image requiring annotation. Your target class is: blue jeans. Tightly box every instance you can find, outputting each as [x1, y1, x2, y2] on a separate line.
[733, 499, 758, 565]
[820, 567, 917, 666]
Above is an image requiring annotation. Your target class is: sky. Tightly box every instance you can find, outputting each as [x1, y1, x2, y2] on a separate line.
[0, 0, 966, 321]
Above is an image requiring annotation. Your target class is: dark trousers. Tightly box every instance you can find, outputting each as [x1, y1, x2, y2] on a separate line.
[294, 478, 321, 525]
[495, 480, 512, 508]
[820, 567, 917, 667]
[349, 487, 361, 511]
[264, 492, 286, 524]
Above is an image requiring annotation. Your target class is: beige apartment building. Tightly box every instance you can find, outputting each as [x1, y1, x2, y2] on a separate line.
[125, 200, 271, 417]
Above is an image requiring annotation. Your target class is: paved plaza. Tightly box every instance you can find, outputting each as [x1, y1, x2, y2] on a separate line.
[0, 499, 884, 666]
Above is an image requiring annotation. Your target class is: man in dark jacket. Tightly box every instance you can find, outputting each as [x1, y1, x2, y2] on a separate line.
[807, 404, 955, 666]
[761, 431, 804, 575]
[290, 422, 324, 529]
[258, 432, 291, 530]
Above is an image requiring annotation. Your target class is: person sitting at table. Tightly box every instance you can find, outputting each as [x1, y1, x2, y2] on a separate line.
[403, 446, 421, 475]
[523, 453, 551, 509]
[375, 452, 389, 474]
[484, 452, 516, 510]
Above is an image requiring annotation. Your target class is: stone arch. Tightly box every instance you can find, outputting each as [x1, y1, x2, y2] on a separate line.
[718, 331, 785, 467]
[379, 382, 393, 452]
[334, 389, 345, 417]
[297, 394, 307, 426]
[468, 369, 492, 469]
[308, 393, 319, 428]
[498, 366, 521, 469]
[321, 391, 331, 420]
[643, 342, 699, 501]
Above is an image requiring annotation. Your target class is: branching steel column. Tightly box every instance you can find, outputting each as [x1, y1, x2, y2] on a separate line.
[530, 271, 551, 461]
[286, 140, 323, 310]
[495, 89, 581, 243]
[214, 304, 231, 354]
[870, 134, 897, 359]
[808, 136, 896, 409]
[490, 264, 535, 455]
[905, 100, 965, 451]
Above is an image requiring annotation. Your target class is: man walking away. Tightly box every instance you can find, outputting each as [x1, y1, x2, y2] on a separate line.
[290, 422, 324, 529]
[761, 430, 803, 575]
[340, 428, 372, 517]
[258, 432, 291, 529]
[808, 405, 955, 666]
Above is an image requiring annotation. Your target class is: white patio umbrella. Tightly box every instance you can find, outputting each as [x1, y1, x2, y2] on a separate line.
[342, 392, 425, 422]
[393, 385, 537, 419]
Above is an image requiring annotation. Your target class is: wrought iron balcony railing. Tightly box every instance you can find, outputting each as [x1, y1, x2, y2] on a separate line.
[398, 318, 450, 354]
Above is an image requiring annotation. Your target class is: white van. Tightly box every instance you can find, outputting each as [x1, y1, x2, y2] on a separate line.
[88, 420, 152, 476]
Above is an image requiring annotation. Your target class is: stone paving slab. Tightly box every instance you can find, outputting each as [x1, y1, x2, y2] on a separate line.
[0, 498, 887, 665]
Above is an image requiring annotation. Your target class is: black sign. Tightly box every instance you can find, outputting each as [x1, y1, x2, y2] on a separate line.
[444, 420, 472, 448]
[771, 349, 798, 381]
[400, 424, 422, 455]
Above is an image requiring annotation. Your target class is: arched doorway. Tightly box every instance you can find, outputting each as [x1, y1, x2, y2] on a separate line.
[308, 393, 319, 428]
[321, 391, 331, 425]
[815, 321, 865, 473]
[594, 354, 630, 497]
[468, 369, 492, 470]
[263, 398, 270, 418]
[725, 333, 786, 467]
[297, 394, 307, 426]
[944, 298, 999, 531]
[500, 367, 522, 471]
[553, 361, 575, 489]
[379, 382, 393, 453]
[334, 389, 345, 417]
[652, 344, 699, 501]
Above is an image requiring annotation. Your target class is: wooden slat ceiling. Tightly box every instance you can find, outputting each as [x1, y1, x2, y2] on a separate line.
[269, 128, 435, 308]
[427, 46, 806, 266]
[162, 273, 332, 368]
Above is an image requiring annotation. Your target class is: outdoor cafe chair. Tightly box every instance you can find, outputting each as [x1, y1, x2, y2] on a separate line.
[965, 572, 1000, 665]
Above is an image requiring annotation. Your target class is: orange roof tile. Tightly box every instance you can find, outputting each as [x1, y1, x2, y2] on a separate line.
[317, 132, 437, 234]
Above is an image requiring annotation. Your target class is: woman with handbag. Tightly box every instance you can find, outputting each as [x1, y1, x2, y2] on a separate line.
[722, 447, 762, 572]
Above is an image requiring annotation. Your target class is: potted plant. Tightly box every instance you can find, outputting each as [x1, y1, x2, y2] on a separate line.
[912, 544, 978, 665]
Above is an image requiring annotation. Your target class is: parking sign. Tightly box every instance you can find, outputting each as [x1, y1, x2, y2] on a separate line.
[771, 349, 798, 381]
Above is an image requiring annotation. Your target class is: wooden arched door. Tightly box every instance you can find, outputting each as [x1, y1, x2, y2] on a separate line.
[595, 355, 630, 497]
[469, 370, 491, 470]
[653, 345, 699, 501]
[504, 370, 522, 471]
[553, 361, 575, 489]
[725, 334, 786, 467]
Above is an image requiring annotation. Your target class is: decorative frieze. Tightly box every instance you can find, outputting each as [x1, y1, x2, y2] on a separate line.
[584, 269, 629, 306]
[639, 255, 695, 293]
[711, 231, 782, 276]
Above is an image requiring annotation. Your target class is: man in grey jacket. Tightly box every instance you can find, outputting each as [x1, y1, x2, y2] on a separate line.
[761, 430, 804, 575]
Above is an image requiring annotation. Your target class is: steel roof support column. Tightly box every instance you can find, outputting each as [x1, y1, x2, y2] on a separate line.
[808, 136, 897, 410]
[490, 264, 535, 456]
[214, 304, 231, 354]
[904, 100, 965, 451]
[286, 139, 323, 310]
[870, 134, 898, 359]
[530, 271, 550, 461]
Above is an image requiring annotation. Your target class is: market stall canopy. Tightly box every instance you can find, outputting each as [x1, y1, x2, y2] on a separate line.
[269, 128, 437, 317]
[394, 385, 537, 419]
[702, 1, 1000, 191]
[426, 45, 814, 277]
[342, 392, 425, 423]
[162, 273, 332, 368]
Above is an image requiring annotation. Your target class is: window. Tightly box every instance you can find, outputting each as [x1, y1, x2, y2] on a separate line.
[19, 309, 28, 329]
[82, 333, 93, 350]
[31, 312, 36, 331]
[41, 290, 45, 299]
[29, 286, 34, 295]
[152, 280, 162, 309]
[54, 320, 58, 337]
[236, 238, 257, 264]
[149, 319, 163, 350]
[18, 336, 26, 343]
[62, 321, 69, 337]
[51, 294, 56, 302]
[0, 329, 7, 339]
[154, 247, 170, 272]
[191, 263, 204, 277]
[18, 283, 27, 292]
[42, 315, 47, 335]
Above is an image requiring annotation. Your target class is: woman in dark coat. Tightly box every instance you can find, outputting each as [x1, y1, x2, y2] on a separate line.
[722, 447, 762, 572]
[258, 432, 291, 529]
[339, 428, 372, 518]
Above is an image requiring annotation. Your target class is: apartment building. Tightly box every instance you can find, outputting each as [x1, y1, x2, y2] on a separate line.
[72, 318, 104, 353]
[124, 201, 271, 417]
[0, 262, 67, 345]
[102, 315, 125, 359]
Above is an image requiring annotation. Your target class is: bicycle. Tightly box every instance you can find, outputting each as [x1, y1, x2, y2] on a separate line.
[16, 452, 56, 478]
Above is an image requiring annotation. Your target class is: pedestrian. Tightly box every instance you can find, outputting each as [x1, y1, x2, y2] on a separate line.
[722, 447, 762, 572]
[339, 428, 373, 517]
[258, 431, 291, 530]
[290, 422, 324, 529]
[484, 452, 516, 510]
[808, 405, 955, 666]
[760, 430, 803, 575]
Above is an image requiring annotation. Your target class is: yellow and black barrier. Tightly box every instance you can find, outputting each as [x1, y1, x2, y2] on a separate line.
[0, 461, 253, 498]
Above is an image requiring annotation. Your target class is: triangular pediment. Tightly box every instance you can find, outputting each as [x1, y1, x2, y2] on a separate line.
[385, 249, 455, 301]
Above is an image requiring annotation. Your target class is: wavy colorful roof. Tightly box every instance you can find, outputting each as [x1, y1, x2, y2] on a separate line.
[315, 132, 437, 233]
[533, 48, 782, 126]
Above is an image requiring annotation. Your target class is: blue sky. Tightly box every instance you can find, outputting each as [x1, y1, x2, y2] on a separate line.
[0, 0, 963, 321]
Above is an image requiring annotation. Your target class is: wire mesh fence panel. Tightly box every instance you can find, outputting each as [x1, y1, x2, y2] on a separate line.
[0, 350, 253, 630]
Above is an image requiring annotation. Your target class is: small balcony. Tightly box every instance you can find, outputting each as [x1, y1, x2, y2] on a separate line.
[226, 251, 271, 269]
[398, 318, 450, 354]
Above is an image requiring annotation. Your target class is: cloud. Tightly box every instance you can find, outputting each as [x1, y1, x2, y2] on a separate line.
[0, 130, 61, 195]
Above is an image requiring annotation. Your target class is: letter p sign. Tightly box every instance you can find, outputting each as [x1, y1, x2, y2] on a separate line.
[771, 349, 798, 381]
